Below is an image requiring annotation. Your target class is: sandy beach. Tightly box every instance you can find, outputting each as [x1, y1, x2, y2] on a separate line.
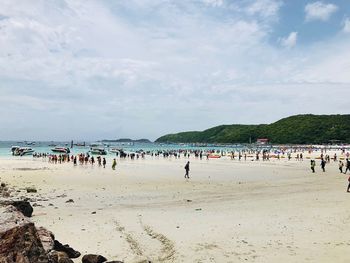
[1, 155, 350, 263]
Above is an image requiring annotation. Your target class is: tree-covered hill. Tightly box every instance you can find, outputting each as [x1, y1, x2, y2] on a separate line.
[156, 114, 350, 144]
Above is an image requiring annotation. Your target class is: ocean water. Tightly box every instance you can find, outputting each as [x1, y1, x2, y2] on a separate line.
[0, 141, 246, 157]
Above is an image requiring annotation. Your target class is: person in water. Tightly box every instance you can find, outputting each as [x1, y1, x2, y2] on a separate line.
[112, 158, 117, 170]
[184, 161, 190, 179]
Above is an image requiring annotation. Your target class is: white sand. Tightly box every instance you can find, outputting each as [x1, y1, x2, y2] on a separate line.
[1, 154, 350, 263]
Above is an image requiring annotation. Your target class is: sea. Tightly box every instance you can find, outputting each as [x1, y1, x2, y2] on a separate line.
[0, 141, 249, 157]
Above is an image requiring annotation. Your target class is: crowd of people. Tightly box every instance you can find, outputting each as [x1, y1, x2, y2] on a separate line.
[32, 147, 350, 191]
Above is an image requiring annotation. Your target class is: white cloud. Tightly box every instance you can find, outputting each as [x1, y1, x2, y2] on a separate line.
[343, 18, 350, 33]
[279, 32, 298, 48]
[245, 0, 282, 20]
[305, 1, 338, 22]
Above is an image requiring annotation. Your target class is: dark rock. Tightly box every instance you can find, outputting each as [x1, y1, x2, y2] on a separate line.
[65, 199, 74, 203]
[53, 240, 81, 258]
[26, 187, 37, 193]
[11, 201, 34, 217]
[82, 254, 107, 263]
[48, 251, 74, 263]
[0, 206, 48, 263]
[0, 182, 5, 188]
[105, 261, 124, 263]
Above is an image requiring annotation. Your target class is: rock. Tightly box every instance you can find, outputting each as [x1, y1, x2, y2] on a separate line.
[1, 182, 6, 188]
[48, 251, 73, 263]
[0, 206, 48, 263]
[26, 187, 37, 193]
[37, 227, 55, 252]
[10, 201, 34, 217]
[2, 191, 10, 198]
[82, 254, 107, 263]
[65, 199, 74, 203]
[53, 240, 81, 258]
[105, 261, 124, 263]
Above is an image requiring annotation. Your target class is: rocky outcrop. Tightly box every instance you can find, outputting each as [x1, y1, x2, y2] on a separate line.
[48, 251, 73, 263]
[37, 227, 55, 253]
[0, 206, 48, 263]
[53, 240, 81, 259]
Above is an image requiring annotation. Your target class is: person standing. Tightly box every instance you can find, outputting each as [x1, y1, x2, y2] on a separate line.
[103, 158, 106, 168]
[347, 176, 350, 193]
[344, 159, 350, 174]
[184, 161, 190, 179]
[320, 159, 326, 172]
[311, 160, 315, 173]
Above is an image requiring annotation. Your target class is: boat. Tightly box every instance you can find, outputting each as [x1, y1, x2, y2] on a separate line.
[11, 146, 20, 154]
[74, 142, 86, 147]
[51, 147, 70, 154]
[208, 153, 221, 159]
[109, 148, 122, 153]
[13, 147, 34, 156]
[90, 148, 107, 155]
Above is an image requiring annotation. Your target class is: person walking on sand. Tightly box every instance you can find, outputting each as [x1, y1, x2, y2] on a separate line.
[103, 158, 106, 168]
[112, 158, 117, 170]
[184, 161, 190, 179]
[344, 159, 350, 174]
[310, 160, 315, 173]
[339, 160, 344, 174]
[321, 159, 326, 172]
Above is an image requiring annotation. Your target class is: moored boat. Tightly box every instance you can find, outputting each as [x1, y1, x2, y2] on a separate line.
[51, 147, 70, 154]
[13, 147, 34, 156]
[90, 148, 107, 155]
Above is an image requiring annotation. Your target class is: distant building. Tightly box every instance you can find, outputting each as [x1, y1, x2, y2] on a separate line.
[257, 138, 269, 145]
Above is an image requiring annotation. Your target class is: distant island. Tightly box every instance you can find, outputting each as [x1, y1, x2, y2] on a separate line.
[156, 114, 350, 144]
[101, 138, 152, 143]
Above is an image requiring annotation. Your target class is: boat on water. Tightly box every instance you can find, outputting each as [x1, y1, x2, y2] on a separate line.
[74, 142, 86, 147]
[11, 146, 20, 154]
[51, 147, 70, 154]
[109, 148, 122, 153]
[90, 148, 107, 155]
[13, 147, 34, 156]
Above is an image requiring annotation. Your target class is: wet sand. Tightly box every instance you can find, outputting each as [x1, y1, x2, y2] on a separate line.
[0, 156, 349, 262]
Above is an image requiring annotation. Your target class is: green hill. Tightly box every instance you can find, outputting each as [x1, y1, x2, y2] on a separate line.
[156, 114, 350, 144]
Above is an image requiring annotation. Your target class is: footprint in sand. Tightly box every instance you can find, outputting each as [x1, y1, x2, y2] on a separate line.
[115, 219, 176, 262]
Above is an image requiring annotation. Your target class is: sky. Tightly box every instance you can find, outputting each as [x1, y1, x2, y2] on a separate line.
[0, 0, 350, 141]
